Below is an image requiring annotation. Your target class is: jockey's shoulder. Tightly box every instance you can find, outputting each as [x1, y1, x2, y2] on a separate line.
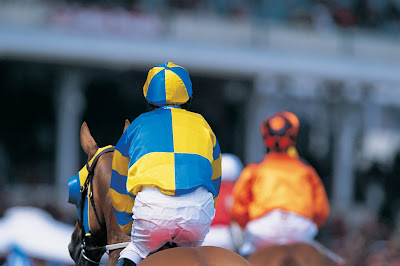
[246, 159, 263, 168]
[284, 147, 312, 167]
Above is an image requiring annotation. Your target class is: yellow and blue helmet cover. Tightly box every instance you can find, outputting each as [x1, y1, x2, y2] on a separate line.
[143, 62, 192, 107]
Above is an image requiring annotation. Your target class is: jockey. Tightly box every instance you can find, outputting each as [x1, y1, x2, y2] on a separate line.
[231, 111, 330, 256]
[110, 62, 221, 266]
[202, 153, 243, 251]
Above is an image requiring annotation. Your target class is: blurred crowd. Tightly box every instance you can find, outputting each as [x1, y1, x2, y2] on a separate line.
[319, 214, 400, 265]
[1, 0, 400, 35]
[317, 151, 400, 265]
[62, 0, 400, 34]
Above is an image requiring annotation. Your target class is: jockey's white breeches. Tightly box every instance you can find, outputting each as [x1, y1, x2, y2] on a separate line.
[202, 225, 235, 251]
[239, 209, 318, 256]
[119, 186, 215, 262]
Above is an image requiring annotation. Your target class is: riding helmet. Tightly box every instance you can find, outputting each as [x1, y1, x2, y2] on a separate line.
[143, 62, 192, 107]
[260, 111, 299, 152]
[221, 153, 244, 182]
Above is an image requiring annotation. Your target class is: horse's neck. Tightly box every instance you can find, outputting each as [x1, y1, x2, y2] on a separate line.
[99, 154, 130, 245]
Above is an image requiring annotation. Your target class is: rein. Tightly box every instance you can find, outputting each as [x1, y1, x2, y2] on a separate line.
[78, 146, 116, 264]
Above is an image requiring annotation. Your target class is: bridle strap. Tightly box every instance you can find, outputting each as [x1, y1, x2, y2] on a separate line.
[80, 241, 130, 264]
[80, 147, 115, 235]
[81, 249, 101, 265]
[311, 240, 345, 265]
[86, 146, 115, 233]
[79, 184, 87, 242]
[78, 146, 115, 264]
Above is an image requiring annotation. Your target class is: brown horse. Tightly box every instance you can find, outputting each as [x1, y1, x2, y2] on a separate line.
[68, 121, 251, 266]
[68, 121, 130, 265]
[139, 246, 250, 266]
[246, 243, 332, 266]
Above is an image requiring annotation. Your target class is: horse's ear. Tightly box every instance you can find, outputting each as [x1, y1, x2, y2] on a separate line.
[80, 122, 99, 157]
[123, 119, 130, 134]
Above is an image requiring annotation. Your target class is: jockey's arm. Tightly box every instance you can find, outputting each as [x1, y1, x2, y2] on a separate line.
[211, 140, 222, 206]
[109, 129, 135, 234]
[309, 167, 330, 228]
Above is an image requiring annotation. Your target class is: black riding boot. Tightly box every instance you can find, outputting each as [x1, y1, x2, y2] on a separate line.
[116, 258, 137, 266]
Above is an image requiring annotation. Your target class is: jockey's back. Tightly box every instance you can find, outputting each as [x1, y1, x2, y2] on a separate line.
[238, 152, 329, 227]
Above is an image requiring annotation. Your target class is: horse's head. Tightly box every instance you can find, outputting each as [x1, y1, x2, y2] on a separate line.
[68, 121, 130, 265]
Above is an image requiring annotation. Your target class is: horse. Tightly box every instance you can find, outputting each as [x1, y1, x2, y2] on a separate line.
[245, 243, 332, 266]
[68, 121, 131, 265]
[68, 121, 252, 266]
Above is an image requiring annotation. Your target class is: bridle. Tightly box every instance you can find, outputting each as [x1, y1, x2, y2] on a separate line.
[76, 146, 128, 265]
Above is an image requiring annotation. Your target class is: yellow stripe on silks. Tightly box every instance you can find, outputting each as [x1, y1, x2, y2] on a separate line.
[120, 221, 133, 235]
[165, 71, 189, 105]
[143, 67, 165, 97]
[211, 155, 222, 180]
[213, 196, 218, 208]
[171, 109, 214, 162]
[109, 188, 135, 213]
[113, 149, 130, 176]
[126, 152, 176, 196]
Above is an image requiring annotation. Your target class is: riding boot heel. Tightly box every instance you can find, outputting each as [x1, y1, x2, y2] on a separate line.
[116, 258, 137, 266]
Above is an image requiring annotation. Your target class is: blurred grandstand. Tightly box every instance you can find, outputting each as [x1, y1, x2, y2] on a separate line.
[0, 0, 399, 265]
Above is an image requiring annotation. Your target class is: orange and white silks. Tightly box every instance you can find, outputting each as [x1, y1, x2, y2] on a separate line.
[231, 151, 330, 229]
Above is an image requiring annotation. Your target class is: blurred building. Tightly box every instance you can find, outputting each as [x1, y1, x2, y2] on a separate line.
[0, 0, 399, 228]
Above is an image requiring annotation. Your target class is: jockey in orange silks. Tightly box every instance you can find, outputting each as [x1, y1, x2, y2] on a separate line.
[202, 153, 243, 251]
[231, 111, 330, 256]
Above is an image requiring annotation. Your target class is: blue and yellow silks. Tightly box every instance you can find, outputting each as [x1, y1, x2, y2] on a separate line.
[143, 62, 192, 107]
[109, 107, 222, 234]
[67, 145, 114, 236]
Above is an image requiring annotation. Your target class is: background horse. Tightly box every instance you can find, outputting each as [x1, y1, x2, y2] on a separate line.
[246, 243, 336, 266]
[69, 121, 251, 266]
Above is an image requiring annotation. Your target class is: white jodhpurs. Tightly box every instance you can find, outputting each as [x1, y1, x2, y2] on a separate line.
[239, 209, 318, 256]
[119, 186, 215, 264]
[202, 225, 235, 251]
